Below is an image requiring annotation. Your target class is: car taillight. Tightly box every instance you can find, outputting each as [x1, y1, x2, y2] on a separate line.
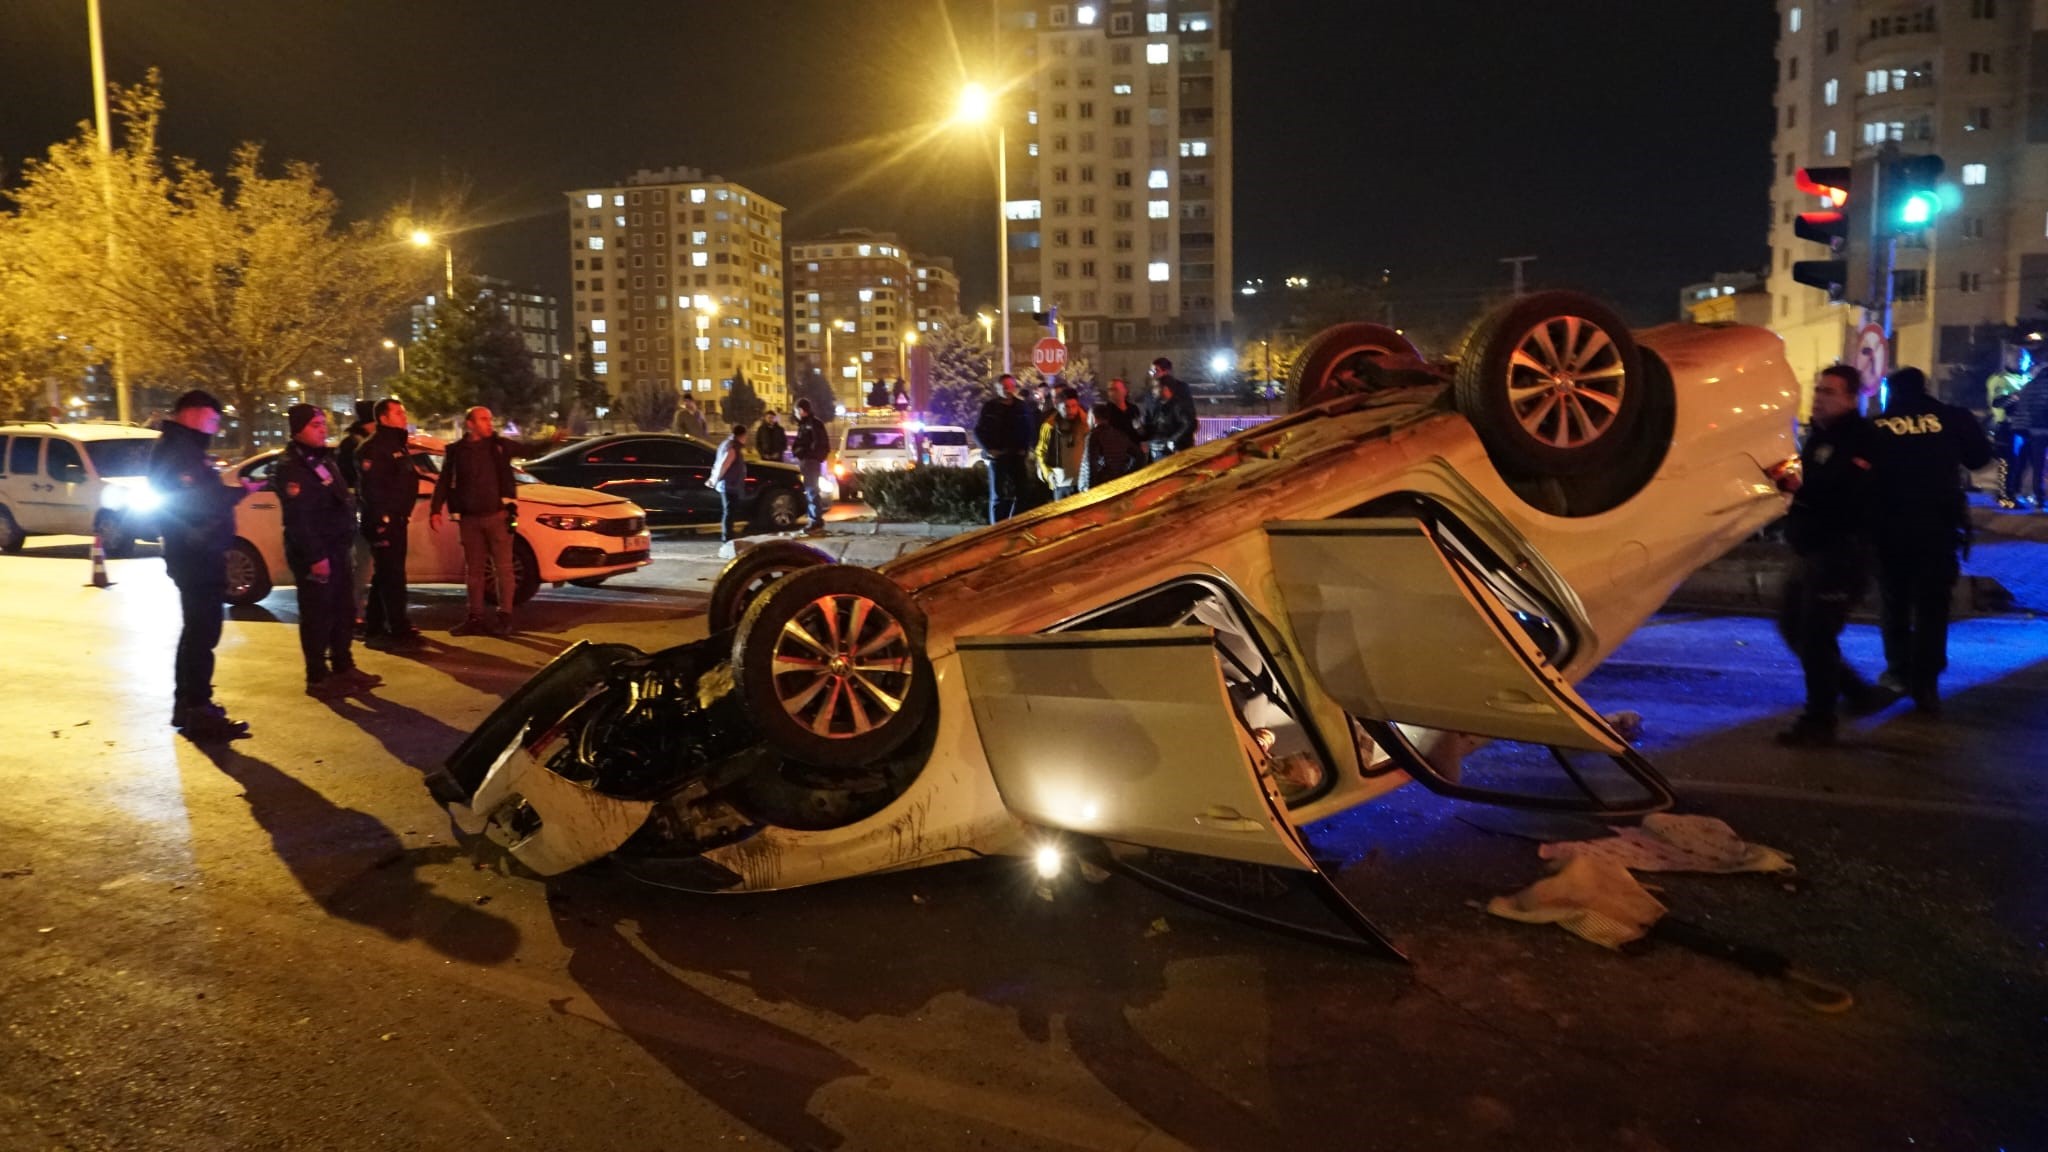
[1764, 455, 1802, 491]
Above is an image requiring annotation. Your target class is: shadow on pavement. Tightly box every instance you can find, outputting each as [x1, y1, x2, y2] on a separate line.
[194, 741, 518, 965]
[320, 688, 473, 780]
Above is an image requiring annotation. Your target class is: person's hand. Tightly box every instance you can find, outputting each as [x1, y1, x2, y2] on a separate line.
[429, 512, 444, 532]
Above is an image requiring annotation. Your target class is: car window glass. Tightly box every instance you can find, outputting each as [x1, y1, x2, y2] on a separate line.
[926, 430, 968, 446]
[8, 436, 40, 476]
[410, 450, 441, 476]
[45, 438, 86, 482]
[84, 438, 154, 477]
[847, 429, 907, 450]
[239, 454, 279, 485]
[0, 435, 9, 475]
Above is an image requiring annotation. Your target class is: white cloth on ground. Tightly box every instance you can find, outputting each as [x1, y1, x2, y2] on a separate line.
[1484, 856, 1667, 949]
[1538, 813, 1794, 875]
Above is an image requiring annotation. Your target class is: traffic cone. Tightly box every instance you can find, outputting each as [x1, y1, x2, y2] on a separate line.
[88, 532, 111, 589]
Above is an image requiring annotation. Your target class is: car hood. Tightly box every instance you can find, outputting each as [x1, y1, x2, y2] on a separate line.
[518, 484, 639, 512]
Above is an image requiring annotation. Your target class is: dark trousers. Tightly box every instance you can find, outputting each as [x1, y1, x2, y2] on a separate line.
[719, 487, 740, 541]
[1776, 552, 1869, 724]
[293, 550, 356, 681]
[1877, 537, 1959, 698]
[362, 518, 410, 636]
[173, 574, 225, 711]
[2009, 429, 2047, 503]
[459, 509, 516, 619]
[988, 453, 1028, 522]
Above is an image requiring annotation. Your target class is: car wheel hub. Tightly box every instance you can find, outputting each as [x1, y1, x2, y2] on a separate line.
[770, 593, 914, 739]
[1508, 316, 1627, 448]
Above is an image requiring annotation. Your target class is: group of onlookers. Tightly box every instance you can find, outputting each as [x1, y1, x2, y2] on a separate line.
[973, 358, 1197, 523]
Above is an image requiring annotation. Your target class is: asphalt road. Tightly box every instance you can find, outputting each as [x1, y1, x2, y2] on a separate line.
[1, 535, 2044, 1152]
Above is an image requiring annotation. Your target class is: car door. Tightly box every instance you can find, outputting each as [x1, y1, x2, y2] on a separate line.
[957, 626, 1402, 957]
[1264, 516, 1672, 814]
[568, 439, 696, 524]
[408, 449, 464, 580]
[40, 438, 95, 535]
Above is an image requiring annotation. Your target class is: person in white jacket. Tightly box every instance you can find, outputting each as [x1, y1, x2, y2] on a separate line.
[712, 423, 750, 543]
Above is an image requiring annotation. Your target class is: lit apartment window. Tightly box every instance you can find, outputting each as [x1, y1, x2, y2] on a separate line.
[1007, 199, 1043, 220]
[1148, 262, 1170, 282]
[692, 252, 709, 266]
[1823, 78, 1838, 106]
[1027, 109, 1039, 125]
[858, 244, 873, 256]
[689, 189, 706, 203]
[1113, 82, 1133, 95]
[592, 341, 608, 354]
[1179, 14, 1211, 32]
[594, 362, 608, 375]
[1962, 163, 1988, 184]
[1789, 6, 1803, 32]
[1148, 169, 1169, 188]
[589, 237, 605, 250]
[859, 289, 874, 302]
[612, 195, 624, 207]
[1146, 43, 1170, 64]
[1147, 12, 1167, 32]
[585, 193, 603, 209]
[1077, 4, 1097, 25]
[691, 231, 707, 244]
[1148, 200, 1170, 218]
[1028, 142, 1040, 156]
[1824, 128, 1838, 156]
[806, 291, 820, 302]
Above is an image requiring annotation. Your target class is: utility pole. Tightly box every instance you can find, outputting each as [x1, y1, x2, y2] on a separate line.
[89, 0, 131, 423]
[1500, 255, 1538, 298]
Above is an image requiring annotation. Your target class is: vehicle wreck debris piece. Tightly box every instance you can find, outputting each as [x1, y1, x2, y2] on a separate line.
[438, 294, 1799, 954]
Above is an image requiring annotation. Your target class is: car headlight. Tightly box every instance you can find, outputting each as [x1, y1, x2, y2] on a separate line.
[535, 513, 605, 531]
[101, 484, 162, 513]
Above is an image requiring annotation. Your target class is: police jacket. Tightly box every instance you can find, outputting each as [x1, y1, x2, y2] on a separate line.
[147, 420, 246, 577]
[276, 441, 356, 570]
[1870, 392, 1992, 540]
[432, 434, 519, 518]
[793, 415, 830, 464]
[1785, 413, 1880, 561]
[974, 395, 1038, 456]
[355, 425, 418, 523]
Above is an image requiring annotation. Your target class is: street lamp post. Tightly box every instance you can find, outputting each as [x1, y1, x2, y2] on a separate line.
[958, 84, 1010, 374]
[901, 328, 919, 401]
[382, 337, 405, 376]
[690, 298, 720, 399]
[410, 229, 454, 300]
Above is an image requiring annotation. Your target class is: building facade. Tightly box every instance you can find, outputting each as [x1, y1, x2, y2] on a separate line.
[789, 232, 966, 414]
[1768, 0, 2048, 402]
[1682, 271, 1774, 326]
[410, 276, 563, 391]
[996, 0, 1235, 383]
[565, 167, 789, 410]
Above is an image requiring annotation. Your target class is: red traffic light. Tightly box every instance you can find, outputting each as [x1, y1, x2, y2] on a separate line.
[1796, 166, 1851, 207]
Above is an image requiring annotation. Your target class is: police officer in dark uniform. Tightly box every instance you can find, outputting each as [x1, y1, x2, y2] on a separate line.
[277, 404, 382, 698]
[148, 389, 258, 741]
[1775, 364, 1886, 747]
[1869, 365, 1993, 714]
[355, 397, 424, 648]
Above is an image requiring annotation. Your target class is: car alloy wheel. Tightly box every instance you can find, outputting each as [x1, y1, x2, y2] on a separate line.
[1453, 291, 1645, 478]
[768, 592, 915, 738]
[1504, 315, 1629, 450]
[223, 540, 271, 605]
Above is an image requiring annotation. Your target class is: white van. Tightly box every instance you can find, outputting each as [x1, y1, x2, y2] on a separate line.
[0, 421, 165, 556]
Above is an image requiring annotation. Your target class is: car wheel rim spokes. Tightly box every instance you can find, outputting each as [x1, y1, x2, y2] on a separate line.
[225, 552, 255, 598]
[771, 592, 914, 739]
[1507, 316, 1627, 448]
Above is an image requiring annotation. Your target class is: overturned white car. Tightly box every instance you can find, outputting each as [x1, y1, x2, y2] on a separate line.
[439, 293, 1796, 953]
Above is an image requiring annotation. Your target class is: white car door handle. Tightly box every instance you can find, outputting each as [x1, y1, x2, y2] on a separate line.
[1193, 807, 1266, 833]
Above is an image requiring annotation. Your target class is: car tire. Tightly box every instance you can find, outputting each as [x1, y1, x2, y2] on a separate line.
[223, 539, 271, 605]
[93, 511, 139, 559]
[1453, 291, 1645, 477]
[708, 540, 835, 633]
[733, 565, 933, 769]
[1287, 322, 1424, 411]
[486, 537, 542, 608]
[0, 506, 24, 553]
[752, 488, 805, 533]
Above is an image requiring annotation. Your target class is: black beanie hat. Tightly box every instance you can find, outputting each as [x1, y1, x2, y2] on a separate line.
[287, 403, 322, 436]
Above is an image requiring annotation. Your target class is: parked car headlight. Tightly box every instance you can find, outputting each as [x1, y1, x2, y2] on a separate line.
[101, 484, 162, 513]
[535, 513, 606, 531]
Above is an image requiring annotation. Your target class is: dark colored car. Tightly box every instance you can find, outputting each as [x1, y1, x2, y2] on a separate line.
[519, 432, 809, 532]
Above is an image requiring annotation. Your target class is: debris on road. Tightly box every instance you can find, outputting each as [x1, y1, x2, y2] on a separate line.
[1539, 813, 1793, 874]
[1486, 856, 1665, 948]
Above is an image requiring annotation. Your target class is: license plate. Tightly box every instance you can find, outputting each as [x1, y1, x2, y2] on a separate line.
[628, 534, 651, 551]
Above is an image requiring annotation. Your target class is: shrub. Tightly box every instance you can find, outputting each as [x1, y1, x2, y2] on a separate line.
[861, 465, 988, 523]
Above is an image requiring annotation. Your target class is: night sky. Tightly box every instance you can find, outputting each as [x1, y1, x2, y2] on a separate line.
[0, 0, 1779, 331]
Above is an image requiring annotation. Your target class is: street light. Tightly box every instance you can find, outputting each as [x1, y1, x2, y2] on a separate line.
[824, 317, 847, 407]
[901, 328, 919, 392]
[957, 83, 1010, 374]
[382, 337, 405, 375]
[977, 311, 994, 349]
[689, 298, 721, 396]
[410, 229, 454, 299]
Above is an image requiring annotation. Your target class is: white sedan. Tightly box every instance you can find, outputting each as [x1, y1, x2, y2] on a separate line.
[221, 435, 651, 606]
[443, 293, 1798, 953]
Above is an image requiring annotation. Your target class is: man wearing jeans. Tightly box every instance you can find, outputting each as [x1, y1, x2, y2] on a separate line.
[430, 406, 521, 636]
[792, 398, 830, 535]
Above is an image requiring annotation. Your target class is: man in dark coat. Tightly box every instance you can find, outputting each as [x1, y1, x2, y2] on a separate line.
[1080, 402, 1144, 491]
[148, 389, 256, 740]
[1869, 366, 1995, 714]
[975, 374, 1039, 522]
[1099, 377, 1144, 443]
[335, 400, 376, 633]
[755, 410, 790, 462]
[1144, 358, 1197, 459]
[1775, 365, 1887, 747]
[431, 405, 522, 636]
[277, 405, 382, 699]
[355, 398, 423, 648]
[792, 398, 831, 533]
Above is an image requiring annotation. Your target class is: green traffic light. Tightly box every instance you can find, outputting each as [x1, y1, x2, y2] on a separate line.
[1900, 191, 1939, 226]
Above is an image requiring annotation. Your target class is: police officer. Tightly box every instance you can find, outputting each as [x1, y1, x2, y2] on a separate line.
[335, 400, 376, 635]
[1869, 366, 1993, 714]
[1775, 365, 1886, 747]
[278, 404, 382, 698]
[355, 397, 424, 649]
[148, 390, 258, 740]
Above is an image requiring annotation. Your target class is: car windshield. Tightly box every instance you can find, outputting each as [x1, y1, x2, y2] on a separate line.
[84, 439, 154, 477]
[847, 429, 907, 451]
[926, 430, 968, 446]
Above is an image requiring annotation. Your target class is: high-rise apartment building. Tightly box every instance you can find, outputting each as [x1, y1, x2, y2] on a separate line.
[409, 276, 562, 392]
[996, 0, 1235, 381]
[565, 167, 788, 409]
[1767, 0, 2047, 400]
[790, 231, 966, 413]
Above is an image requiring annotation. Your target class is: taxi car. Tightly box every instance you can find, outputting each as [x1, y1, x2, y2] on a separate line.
[222, 435, 650, 605]
[440, 293, 1799, 951]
